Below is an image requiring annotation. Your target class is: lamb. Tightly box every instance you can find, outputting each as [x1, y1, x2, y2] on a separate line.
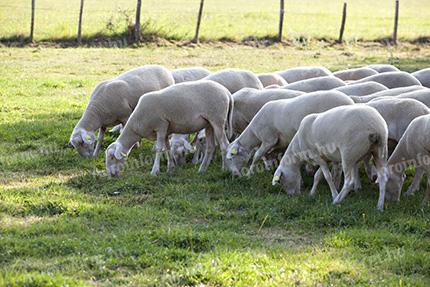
[105, 80, 233, 177]
[170, 134, 194, 165]
[281, 76, 346, 93]
[334, 67, 378, 81]
[351, 85, 425, 103]
[367, 64, 400, 73]
[272, 105, 389, 210]
[257, 73, 288, 87]
[70, 65, 174, 158]
[172, 67, 211, 83]
[232, 88, 304, 136]
[334, 82, 388, 96]
[203, 68, 263, 94]
[385, 115, 430, 204]
[226, 91, 354, 176]
[354, 71, 422, 89]
[277, 66, 332, 83]
[412, 68, 430, 88]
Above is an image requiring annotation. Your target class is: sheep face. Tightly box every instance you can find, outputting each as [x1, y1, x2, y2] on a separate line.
[385, 172, 406, 201]
[70, 129, 96, 158]
[105, 142, 128, 177]
[170, 138, 193, 166]
[272, 165, 300, 195]
[226, 143, 251, 176]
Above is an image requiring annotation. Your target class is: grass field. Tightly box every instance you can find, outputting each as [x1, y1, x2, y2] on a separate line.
[1, 43, 430, 286]
[1, 0, 430, 43]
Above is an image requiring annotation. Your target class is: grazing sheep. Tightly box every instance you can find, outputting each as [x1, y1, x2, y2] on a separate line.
[385, 115, 430, 204]
[272, 105, 388, 210]
[334, 67, 378, 81]
[351, 85, 425, 103]
[277, 66, 332, 83]
[232, 88, 304, 136]
[367, 64, 400, 73]
[334, 82, 388, 96]
[70, 65, 174, 158]
[226, 91, 354, 176]
[170, 134, 194, 165]
[282, 76, 346, 93]
[355, 72, 422, 89]
[203, 68, 263, 94]
[412, 68, 430, 88]
[105, 80, 233, 177]
[172, 67, 211, 83]
[258, 73, 288, 87]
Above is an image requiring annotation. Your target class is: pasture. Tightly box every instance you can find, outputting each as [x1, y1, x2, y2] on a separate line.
[1, 0, 430, 43]
[1, 43, 430, 286]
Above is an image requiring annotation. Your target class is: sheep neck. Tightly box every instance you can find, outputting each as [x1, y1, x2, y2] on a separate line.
[117, 126, 141, 152]
[237, 128, 260, 152]
[388, 141, 410, 174]
[76, 104, 103, 132]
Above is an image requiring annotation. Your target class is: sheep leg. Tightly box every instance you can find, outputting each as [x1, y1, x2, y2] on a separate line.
[333, 166, 354, 205]
[309, 168, 323, 197]
[199, 126, 215, 173]
[319, 162, 339, 200]
[373, 156, 388, 211]
[331, 163, 342, 190]
[353, 165, 361, 192]
[212, 123, 229, 170]
[150, 129, 168, 176]
[248, 142, 274, 176]
[93, 127, 106, 157]
[406, 167, 424, 196]
[363, 155, 377, 181]
[164, 135, 175, 174]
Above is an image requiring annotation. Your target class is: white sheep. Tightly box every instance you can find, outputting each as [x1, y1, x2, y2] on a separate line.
[105, 80, 233, 177]
[354, 71, 422, 89]
[232, 88, 304, 136]
[351, 85, 425, 103]
[385, 115, 430, 204]
[226, 91, 354, 176]
[272, 105, 389, 210]
[172, 67, 211, 83]
[334, 82, 388, 96]
[203, 68, 263, 94]
[170, 134, 194, 165]
[257, 73, 288, 87]
[70, 65, 174, 158]
[277, 66, 332, 83]
[412, 68, 430, 88]
[367, 64, 400, 73]
[334, 67, 378, 81]
[282, 76, 346, 93]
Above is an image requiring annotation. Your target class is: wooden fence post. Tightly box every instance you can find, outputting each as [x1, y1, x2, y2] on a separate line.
[135, 0, 142, 42]
[77, 0, 84, 44]
[337, 2, 347, 43]
[393, 0, 399, 45]
[193, 0, 205, 43]
[277, 0, 285, 42]
[29, 0, 35, 42]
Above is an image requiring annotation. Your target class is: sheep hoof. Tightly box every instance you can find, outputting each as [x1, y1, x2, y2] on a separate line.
[150, 170, 160, 176]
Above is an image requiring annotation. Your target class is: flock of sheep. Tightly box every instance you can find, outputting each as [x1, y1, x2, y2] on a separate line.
[69, 64, 430, 211]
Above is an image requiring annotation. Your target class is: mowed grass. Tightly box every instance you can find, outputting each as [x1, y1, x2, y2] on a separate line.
[1, 44, 430, 286]
[0, 0, 429, 42]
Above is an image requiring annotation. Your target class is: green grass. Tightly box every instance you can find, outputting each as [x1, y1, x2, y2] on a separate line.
[1, 44, 430, 286]
[0, 0, 429, 43]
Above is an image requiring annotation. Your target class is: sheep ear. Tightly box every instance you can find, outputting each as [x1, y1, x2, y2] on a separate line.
[81, 131, 94, 145]
[113, 145, 126, 160]
[272, 169, 282, 185]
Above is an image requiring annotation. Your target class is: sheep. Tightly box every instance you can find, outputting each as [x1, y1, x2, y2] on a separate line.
[354, 71, 422, 89]
[334, 67, 378, 81]
[412, 68, 430, 88]
[172, 67, 211, 83]
[334, 82, 388, 96]
[257, 73, 288, 87]
[170, 134, 194, 165]
[70, 65, 174, 158]
[277, 66, 332, 83]
[105, 80, 233, 177]
[351, 85, 425, 103]
[367, 64, 400, 73]
[203, 68, 263, 94]
[272, 105, 389, 210]
[385, 115, 430, 204]
[281, 76, 346, 93]
[232, 88, 304, 136]
[226, 91, 354, 176]
[394, 89, 430, 108]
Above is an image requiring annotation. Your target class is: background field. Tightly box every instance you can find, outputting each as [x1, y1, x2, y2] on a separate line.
[1, 43, 430, 286]
[1, 0, 430, 42]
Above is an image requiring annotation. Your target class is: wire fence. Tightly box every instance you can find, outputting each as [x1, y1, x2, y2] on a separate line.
[0, 0, 427, 46]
